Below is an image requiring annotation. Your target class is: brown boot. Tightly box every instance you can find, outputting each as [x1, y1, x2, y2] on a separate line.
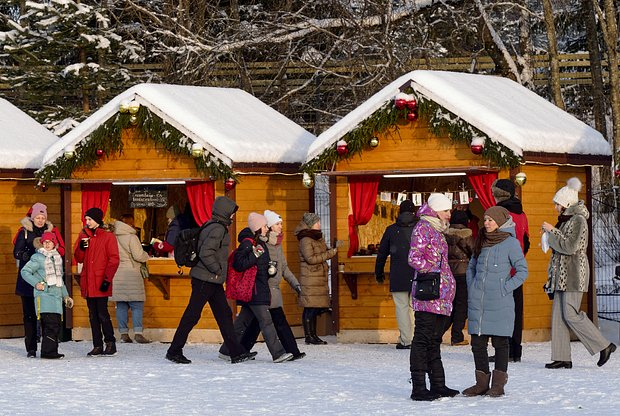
[484, 370, 508, 397]
[462, 370, 491, 396]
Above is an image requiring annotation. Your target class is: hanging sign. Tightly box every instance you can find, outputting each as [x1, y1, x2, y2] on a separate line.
[459, 191, 470, 205]
[412, 193, 422, 206]
[129, 186, 168, 208]
[380, 191, 392, 202]
[396, 192, 407, 205]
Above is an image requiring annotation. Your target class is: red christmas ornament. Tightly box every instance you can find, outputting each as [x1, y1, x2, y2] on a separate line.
[615, 169, 620, 178]
[406, 98, 417, 110]
[336, 140, 348, 156]
[407, 112, 418, 122]
[224, 178, 236, 192]
[96, 149, 104, 158]
[470, 144, 484, 155]
[394, 98, 407, 110]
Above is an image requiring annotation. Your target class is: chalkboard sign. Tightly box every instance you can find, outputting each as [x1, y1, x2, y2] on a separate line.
[129, 186, 168, 208]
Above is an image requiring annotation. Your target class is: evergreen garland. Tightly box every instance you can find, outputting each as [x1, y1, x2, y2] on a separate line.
[36, 106, 235, 185]
[302, 93, 521, 176]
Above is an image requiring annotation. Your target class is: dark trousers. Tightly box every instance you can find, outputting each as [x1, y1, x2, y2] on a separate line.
[444, 274, 468, 343]
[237, 307, 301, 356]
[471, 334, 509, 373]
[40, 313, 62, 357]
[21, 296, 37, 353]
[510, 286, 523, 358]
[168, 278, 245, 358]
[410, 311, 450, 373]
[86, 297, 116, 347]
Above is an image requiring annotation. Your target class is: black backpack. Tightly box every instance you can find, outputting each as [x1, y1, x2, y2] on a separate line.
[173, 222, 210, 268]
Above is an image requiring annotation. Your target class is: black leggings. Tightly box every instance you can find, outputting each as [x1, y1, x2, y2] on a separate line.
[471, 334, 509, 373]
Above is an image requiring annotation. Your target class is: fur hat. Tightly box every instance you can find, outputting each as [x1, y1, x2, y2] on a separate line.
[248, 212, 267, 232]
[85, 207, 104, 226]
[40, 231, 58, 246]
[553, 177, 582, 208]
[492, 179, 516, 203]
[302, 212, 321, 228]
[484, 206, 511, 227]
[427, 193, 452, 212]
[450, 210, 469, 226]
[399, 199, 415, 214]
[30, 202, 48, 221]
[263, 210, 282, 228]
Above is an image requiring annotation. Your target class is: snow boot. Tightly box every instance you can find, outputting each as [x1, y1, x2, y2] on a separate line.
[410, 371, 441, 401]
[429, 363, 459, 397]
[103, 342, 117, 356]
[484, 370, 508, 397]
[462, 370, 491, 396]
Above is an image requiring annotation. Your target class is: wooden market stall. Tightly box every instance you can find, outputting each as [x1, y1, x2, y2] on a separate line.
[0, 98, 62, 338]
[38, 83, 316, 343]
[302, 70, 612, 344]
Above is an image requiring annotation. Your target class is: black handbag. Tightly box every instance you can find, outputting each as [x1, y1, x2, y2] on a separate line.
[414, 258, 442, 301]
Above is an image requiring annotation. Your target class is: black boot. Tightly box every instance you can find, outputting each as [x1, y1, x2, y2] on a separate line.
[429, 363, 460, 397]
[103, 342, 117, 356]
[309, 315, 327, 345]
[303, 310, 313, 345]
[410, 371, 441, 401]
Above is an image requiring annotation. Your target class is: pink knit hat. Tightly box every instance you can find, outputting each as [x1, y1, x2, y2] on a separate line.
[30, 203, 48, 221]
[248, 212, 267, 232]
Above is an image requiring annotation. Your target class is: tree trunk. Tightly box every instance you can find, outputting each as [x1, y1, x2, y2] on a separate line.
[585, 0, 607, 139]
[601, 0, 620, 164]
[542, 0, 564, 110]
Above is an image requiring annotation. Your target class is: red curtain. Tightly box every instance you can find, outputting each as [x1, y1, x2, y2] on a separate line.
[467, 172, 498, 210]
[347, 176, 381, 257]
[81, 183, 111, 225]
[186, 181, 215, 225]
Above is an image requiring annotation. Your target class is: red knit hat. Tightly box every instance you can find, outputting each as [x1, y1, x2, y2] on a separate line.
[41, 231, 58, 246]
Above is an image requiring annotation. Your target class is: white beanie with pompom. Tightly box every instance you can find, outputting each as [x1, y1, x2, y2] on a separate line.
[553, 177, 582, 208]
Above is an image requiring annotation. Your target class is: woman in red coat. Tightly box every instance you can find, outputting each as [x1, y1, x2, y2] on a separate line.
[73, 208, 120, 357]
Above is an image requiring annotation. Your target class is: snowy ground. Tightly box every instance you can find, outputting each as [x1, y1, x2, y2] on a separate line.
[1, 336, 619, 415]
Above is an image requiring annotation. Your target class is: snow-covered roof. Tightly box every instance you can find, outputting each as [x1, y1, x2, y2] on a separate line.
[42, 83, 316, 168]
[0, 97, 60, 170]
[307, 70, 611, 162]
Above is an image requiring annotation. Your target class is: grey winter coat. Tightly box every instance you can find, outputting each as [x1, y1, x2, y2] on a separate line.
[294, 221, 337, 308]
[111, 220, 150, 302]
[466, 221, 528, 337]
[266, 232, 301, 309]
[544, 201, 590, 293]
[190, 196, 237, 284]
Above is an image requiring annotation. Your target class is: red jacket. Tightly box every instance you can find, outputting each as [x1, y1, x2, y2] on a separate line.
[73, 227, 120, 298]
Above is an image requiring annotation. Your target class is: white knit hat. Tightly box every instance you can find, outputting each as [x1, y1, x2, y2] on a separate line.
[553, 177, 582, 208]
[427, 193, 452, 212]
[263, 210, 282, 228]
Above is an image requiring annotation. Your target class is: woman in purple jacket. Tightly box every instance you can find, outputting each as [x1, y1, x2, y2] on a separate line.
[407, 194, 457, 401]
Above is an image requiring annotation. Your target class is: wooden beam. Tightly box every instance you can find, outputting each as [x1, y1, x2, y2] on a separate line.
[321, 166, 498, 176]
[523, 152, 612, 166]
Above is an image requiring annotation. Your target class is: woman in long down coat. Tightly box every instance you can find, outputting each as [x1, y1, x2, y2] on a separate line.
[294, 212, 337, 345]
[407, 194, 457, 401]
[542, 177, 615, 369]
[462, 206, 527, 398]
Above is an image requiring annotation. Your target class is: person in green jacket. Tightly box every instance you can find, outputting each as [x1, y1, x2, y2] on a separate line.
[21, 232, 73, 359]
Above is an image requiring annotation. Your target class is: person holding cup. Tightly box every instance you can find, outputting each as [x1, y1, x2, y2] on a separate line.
[73, 208, 120, 357]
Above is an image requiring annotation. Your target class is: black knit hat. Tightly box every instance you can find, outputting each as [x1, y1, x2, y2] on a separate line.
[85, 207, 104, 226]
[492, 179, 516, 203]
[450, 210, 469, 226]
[399, 199, 415, 214]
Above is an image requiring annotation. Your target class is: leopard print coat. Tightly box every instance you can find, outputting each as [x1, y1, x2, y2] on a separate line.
[544, 201, 589, 293]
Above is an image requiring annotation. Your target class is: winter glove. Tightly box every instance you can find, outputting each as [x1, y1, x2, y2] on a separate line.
[99, 280, 110, 292]
[375, 274, 385, 284]
[64, 297, 74, 309]
[252, 245, 265, 258]
[334, 239, 344, 248]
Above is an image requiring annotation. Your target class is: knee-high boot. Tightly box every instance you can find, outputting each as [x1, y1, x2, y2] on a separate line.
[428, 361, 460, 397]
[309, 313, 327, 345]
[302, 309, 313, 344]
[410, 371, 441, 401]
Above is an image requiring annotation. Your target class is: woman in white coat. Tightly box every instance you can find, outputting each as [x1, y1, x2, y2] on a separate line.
[112, 215, 150, 343]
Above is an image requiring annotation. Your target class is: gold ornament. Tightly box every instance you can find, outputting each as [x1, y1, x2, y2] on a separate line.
[128, 101, 140, 115]
[515, 172, 527, 186]
[63, 145, 75, 159]
[369, 137, 379, 148]
[302, 172, 314, 188]
[119, 100, 130, 113]
[129, 115, 138, 125]
[191, 143, 203, 158]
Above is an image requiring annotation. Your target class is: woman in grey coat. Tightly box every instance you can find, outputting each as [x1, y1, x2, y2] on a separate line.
[112, 215, 150, 343]
[542, 177, 615, 369]
[463, 206, 527, 398]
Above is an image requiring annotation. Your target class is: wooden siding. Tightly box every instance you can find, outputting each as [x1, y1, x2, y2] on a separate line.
[330, 119, 589, 342]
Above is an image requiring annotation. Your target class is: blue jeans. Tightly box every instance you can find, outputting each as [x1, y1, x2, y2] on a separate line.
[115, 301, 144, 334]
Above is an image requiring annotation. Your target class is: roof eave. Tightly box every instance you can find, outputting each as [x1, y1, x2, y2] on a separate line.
[523, 151, 612, 167]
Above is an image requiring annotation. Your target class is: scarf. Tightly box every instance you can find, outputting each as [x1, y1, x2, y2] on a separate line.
[555, 213, 572, 228]
[38, 247, 63, 287]
[267, 231, 284, 246]
[421, 215, 448, 233]
[296, 229, 323, 241]
[481, 230, 511, 248]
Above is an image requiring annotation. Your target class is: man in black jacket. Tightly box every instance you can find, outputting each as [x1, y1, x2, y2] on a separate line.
[375, 200, 418, 349]
[166, 196, 253, 364]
